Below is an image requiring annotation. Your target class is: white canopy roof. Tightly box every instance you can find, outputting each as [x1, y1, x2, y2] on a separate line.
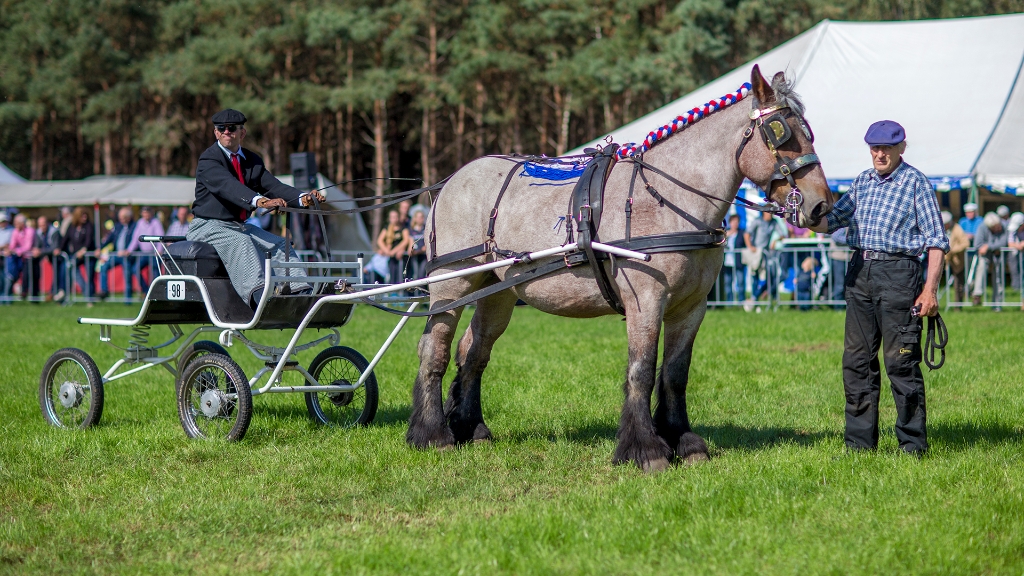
[575, 13, 1024, 194]
[0, 160, 25, 184]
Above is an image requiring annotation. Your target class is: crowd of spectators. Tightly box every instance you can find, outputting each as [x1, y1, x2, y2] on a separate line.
[364, 199, 429, 285]
[0, 205, 193, 306]
[711, 202, 1024, 311]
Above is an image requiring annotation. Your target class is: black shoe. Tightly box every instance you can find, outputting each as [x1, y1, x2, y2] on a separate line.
[97, 291, 110, 300]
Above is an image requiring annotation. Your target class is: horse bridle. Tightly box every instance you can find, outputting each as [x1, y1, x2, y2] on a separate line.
[735, 101, 821, 226]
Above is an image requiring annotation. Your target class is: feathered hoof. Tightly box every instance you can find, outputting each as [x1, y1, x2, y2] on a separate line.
[406, 424, 456, 450]
[683, 452, 709, 465]
[677, 431, 710, 464]
[613, 434, 674, 473]
[642, 457, 671, 474]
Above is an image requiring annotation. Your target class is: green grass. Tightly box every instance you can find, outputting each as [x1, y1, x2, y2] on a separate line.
[2, 303, 1023, 574]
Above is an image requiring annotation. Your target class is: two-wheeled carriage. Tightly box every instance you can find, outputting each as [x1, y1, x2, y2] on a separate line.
[38, 235, 426, 440]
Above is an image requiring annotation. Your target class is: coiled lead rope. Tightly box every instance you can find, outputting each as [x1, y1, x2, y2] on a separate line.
[923, 313, 947, 370]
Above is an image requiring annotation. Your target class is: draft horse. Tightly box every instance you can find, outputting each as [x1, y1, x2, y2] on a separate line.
[408, 66, 834, 471]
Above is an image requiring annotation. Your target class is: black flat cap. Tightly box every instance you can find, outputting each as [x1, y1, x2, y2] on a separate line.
[211, 109, 247, 125]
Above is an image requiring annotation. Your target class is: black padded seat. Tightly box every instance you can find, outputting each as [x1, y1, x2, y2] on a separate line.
[161, 241, 228, 278]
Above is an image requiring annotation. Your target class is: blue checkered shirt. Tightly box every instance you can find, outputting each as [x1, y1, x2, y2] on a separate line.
[825, 161, 949, 256]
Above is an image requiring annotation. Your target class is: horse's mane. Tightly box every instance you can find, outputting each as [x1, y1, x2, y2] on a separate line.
[771, 74, 805, 117]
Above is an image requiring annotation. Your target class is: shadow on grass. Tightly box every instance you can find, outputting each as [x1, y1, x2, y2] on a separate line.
[503, 420, 833, 450]
[696, 423, 830, 451]
[929, 421, 1024, 449]
[373, 405, 412, 426]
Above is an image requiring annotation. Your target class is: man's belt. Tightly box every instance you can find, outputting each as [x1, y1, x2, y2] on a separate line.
[859, 249, 917, 261]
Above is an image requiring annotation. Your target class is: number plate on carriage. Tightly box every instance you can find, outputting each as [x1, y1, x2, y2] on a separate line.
[166, 281, 186, 300]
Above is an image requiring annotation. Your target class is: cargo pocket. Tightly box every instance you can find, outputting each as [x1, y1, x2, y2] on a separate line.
[896, 323, 922, 358]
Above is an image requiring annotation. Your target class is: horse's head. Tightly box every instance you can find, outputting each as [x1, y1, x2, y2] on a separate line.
[738, 65, 833, 228]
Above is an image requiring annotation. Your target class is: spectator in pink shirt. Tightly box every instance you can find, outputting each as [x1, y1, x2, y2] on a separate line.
[125, 206, 164, 294]
[4, 214, 35, 300]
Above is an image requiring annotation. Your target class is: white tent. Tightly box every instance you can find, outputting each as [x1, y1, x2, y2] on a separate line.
[0, 174, 372, 250]
[0, 159, 25, 184]
[574, 13, 1024, 195]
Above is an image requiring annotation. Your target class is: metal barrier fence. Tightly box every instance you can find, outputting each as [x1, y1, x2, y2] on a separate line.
[707, 245, 1024, 310]
[4, 245, 1020, 309]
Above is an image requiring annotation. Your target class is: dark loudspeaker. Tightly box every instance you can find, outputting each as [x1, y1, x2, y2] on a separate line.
[290, 152, 318, 191]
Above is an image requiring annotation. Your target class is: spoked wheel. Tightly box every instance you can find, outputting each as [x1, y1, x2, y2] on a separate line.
[176, 340, 230, 377]
[177, 353, 252, 441]
[305, 346, 378, 427]
[39, 348, 104, 429]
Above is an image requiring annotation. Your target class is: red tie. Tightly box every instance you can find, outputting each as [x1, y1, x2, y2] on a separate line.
[231, 153, 248, 221]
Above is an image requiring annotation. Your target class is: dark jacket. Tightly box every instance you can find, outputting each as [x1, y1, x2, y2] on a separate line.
[192, 144, 304, 222]
[61, 223, 95, 254]
[99, 220, 136, 251]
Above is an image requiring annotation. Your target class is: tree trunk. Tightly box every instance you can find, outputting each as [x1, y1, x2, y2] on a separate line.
[30, 117, 43, 180]
[371, 98, 387, 242]
[557, 90, 572, 156]
[603, 100, 614, 132]
[473, 80, 486, 159]
[539, 96, 548, 156]
[455, 103, 465, 168]
[93, 141, 102, 175]
[421, 106, 431, 186]
[344, 46, 355, 195]
[103, 134, 114, 176]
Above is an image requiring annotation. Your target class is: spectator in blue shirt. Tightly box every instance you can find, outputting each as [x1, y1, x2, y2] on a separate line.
[812, 120, 948, 456]
[958, 202, 981, 240]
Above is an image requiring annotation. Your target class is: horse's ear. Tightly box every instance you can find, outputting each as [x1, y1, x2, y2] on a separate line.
[771, 71, 785, 85]
[751, 65, 774, 103]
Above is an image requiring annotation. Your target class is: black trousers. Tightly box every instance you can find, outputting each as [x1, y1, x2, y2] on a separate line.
[843, 255, 927, 453]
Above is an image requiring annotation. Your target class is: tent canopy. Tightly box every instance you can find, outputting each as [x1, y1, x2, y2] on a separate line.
[0, 159, 25, 184]
[574, 13, 1024, 194]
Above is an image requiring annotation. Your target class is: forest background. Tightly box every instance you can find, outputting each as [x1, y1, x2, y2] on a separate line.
[1, 0, 1022, 236]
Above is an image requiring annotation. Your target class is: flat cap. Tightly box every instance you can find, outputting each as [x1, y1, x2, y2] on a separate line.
[211, 109, 246, 125]
[864, 120, 905, 146]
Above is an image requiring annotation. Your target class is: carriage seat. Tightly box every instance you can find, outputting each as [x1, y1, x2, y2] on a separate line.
[161, 241, 228, 278]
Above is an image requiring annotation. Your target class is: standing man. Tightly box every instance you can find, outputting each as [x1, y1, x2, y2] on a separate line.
[958, 203, 981, 241]
[188, 109, 324, 308]
[97, 207, 136, 301]
[125, 206, 164, 295]
[812, 120, 949, 456]
[166, 206, 191, 237]
[971, 212, 1008, 309]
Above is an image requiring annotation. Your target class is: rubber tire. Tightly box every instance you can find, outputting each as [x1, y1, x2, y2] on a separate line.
[305, 346, 378, 427]
[39, 348, 104, 429]
[176, 353, 252, 441]
[176, 340, 230, 377]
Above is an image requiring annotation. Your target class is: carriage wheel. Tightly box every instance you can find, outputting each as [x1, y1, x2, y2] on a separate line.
[176, 340, 230, 378]
[305, 346, 378, 428]
[39, 348, 104, 429]
[177, 353, 252, 441]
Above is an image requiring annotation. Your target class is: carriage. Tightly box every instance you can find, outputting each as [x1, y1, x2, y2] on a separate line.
[37, 235, 424, 440]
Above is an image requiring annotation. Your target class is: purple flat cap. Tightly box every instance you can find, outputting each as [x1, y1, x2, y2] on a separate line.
[864, 120, 905, 146]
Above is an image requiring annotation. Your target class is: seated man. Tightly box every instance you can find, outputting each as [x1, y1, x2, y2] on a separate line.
[188, 109, 325, 308]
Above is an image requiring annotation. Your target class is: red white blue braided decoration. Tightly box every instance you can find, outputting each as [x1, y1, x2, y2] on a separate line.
[615, 82, 752, 160]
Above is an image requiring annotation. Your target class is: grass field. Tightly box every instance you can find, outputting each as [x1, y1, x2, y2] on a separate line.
[1, 303, 1023, 574]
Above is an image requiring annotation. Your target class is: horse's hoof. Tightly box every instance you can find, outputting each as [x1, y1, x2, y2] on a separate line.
[641, 457, 671, 474]
[406, 425, 456, 450]
[683, 452, 709, 466]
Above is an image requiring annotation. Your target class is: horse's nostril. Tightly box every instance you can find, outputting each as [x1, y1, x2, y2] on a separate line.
[810, 201, 827, 221]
